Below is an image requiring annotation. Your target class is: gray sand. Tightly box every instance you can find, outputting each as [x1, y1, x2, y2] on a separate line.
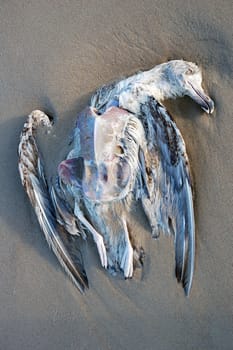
[0, 1, 232, 349]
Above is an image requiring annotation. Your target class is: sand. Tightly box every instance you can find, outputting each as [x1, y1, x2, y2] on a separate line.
[0, 1, 232, 349]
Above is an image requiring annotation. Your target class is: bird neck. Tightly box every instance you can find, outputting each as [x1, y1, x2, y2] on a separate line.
[118, 66, 184, 114]
[135, 67, 182, 102]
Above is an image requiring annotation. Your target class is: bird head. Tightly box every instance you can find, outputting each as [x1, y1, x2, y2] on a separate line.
[161, 60, 214, 114]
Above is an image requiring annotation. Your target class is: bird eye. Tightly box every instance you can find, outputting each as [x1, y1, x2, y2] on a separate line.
[186, 68, 194, 75]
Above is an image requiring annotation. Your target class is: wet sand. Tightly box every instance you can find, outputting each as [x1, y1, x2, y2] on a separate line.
[0, 1, 232, 349]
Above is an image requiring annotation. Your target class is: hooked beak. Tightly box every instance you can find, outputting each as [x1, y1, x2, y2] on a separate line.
[187, 81, 214, 114]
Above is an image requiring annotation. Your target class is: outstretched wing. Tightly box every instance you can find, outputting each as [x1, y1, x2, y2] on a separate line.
[18, 111, 88, 293]
[138, 99, 195, 296]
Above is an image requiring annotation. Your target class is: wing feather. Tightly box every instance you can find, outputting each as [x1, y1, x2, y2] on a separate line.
[139, 99, 195, 295]
[18, 111, 88, 293]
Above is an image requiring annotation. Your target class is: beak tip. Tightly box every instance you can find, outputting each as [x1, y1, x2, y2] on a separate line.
[202, 98, 214, 115]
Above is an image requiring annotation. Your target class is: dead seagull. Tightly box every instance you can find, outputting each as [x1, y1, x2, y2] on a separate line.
[18, 60, 214, 296]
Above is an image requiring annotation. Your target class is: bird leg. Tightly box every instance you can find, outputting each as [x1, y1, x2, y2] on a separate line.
[74, 203, 108, 269]
[120, 218, 134, 278]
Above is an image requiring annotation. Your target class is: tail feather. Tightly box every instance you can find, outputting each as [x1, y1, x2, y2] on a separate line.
[18, 110, 88, 293]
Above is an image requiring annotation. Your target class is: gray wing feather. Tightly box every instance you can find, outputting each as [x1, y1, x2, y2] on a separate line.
[91, 80, 120, 112]
[139, 100, 195, 295]
[18, 111, 88, 293]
